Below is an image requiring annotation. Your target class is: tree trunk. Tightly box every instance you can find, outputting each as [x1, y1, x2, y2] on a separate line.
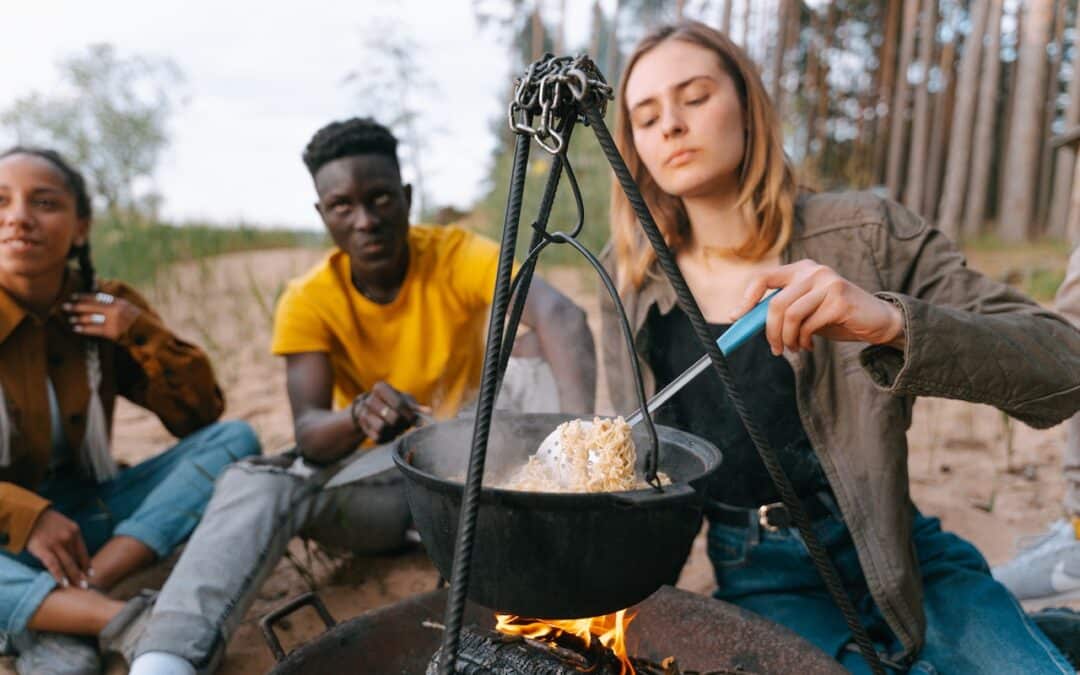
[769, 0, 790, 104]
[531, 8, 544, 61]
[924, 37, 956, 219]
[1068, 151, 1080, 244]
[803, 5, 824, 166]
[1047, 1, 1080, 238]
[999, 0, 1054, 242]
[904, 0, 937, 214]
[886, 0, 922, 200]
[590, 0, 603, 59]
[964, 0, 1004, 237]
[936, 0, 990, 239]
[740, 0, 750, 48]
[1034, 0, 1067, 234]
[812, 3, 838, 175]
[606, 0, 619, 87]
[777, 0, 801, 123]
[556, 0, 567, 55]
[873, 0, 903, 185]
[995, 3, 1022, 226]
[722, 0, 734, 35]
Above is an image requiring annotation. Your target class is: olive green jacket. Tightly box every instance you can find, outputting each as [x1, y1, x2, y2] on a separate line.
[600, 191, 1080, 659]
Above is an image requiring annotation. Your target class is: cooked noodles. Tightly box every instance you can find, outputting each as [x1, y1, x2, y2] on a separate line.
[501, 416, 669, 492]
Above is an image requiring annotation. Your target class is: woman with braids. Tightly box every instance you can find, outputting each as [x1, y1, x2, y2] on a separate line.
[600, 21, 1080, 674]
[0, 147, 261, 674]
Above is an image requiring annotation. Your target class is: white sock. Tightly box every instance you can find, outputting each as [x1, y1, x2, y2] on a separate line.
[129, 651, 197, 675]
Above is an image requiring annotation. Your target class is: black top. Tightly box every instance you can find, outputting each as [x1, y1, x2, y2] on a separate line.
[645, 305, 830, 507]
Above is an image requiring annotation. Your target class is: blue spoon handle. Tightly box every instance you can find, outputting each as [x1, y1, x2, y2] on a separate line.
[625, 294, 772, 427]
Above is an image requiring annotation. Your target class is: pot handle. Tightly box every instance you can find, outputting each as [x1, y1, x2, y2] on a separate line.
[259, 591, 337, 662]
[607, 482, 695, 506]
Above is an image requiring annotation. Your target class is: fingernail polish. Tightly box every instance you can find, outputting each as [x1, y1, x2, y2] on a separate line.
[88, 567, 95, 577]
[61, 303, 72, 310]
[61, 577, 70, 588]
[79, 579, 89, 590]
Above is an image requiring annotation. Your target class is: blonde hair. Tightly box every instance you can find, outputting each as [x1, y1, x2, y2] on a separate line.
[611, 21, 797, 292]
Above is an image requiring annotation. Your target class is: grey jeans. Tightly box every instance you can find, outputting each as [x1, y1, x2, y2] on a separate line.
[133, 448, 410, 667]
[1059, 247, 1080, 515]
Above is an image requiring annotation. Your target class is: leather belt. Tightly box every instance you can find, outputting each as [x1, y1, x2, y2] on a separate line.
[706, 492, 837, 532]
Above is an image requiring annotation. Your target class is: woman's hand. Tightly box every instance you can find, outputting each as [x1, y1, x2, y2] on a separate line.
[351, 381, 430, 444]
[63, 292, 140, 342]
[26, 509, 91, 589]
[730, 260, 905, 355]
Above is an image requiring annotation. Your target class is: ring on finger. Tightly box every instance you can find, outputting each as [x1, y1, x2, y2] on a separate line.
[94, 292, 115, 305]
[379, 405, 392, 419]
[89, 313, 107, 325]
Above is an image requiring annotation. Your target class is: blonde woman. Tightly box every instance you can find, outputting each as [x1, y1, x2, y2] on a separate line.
[600, 21, 1080, 674]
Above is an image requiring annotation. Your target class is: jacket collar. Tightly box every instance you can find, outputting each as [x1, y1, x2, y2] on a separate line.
[0, 271, 81, 344]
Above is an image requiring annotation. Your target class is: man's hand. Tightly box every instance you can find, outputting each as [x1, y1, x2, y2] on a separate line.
[730, 259, 906, 355]
[352, 381, 426, 444]
[26, 509, 91, 589]
[63, 292, 141, 342]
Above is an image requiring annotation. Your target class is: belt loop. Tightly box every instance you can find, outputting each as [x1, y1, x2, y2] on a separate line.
[747, 508, 761, 546]
[816, 490, 842, 522]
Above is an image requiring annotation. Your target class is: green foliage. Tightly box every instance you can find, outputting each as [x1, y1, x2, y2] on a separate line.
[89, 216, 325, 287]
[477, 117, 616, 266]
[2, 43, 183, 216]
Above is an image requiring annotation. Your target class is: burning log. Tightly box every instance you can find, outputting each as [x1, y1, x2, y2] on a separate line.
[426, 626, 624, 674]
[426, 626, 755, 675]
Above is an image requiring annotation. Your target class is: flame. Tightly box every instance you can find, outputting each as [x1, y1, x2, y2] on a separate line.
[494, 609, 637, 674]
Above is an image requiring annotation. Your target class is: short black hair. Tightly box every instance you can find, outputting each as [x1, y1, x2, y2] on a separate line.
[0, 145, 96, 290]
[302, 118, 400, 177]
[0, 146, 92, 219]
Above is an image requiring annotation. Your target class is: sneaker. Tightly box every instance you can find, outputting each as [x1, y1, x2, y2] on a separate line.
[11, 632, 100, 675]
[992, 519, 1080, 601]
[99, 589, 157, 667]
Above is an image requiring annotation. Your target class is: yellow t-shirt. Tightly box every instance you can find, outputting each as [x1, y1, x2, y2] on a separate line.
[271, 225, 503, 418]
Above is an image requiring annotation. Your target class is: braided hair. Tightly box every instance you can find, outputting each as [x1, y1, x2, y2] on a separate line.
[0, 146, 116, 480]
[0, 146, 96, 291]
[301, 117, 400, 177]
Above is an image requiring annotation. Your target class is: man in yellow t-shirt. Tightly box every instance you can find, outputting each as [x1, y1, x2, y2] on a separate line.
[273, 117, 594, 456]
[130, 118, 596, 674]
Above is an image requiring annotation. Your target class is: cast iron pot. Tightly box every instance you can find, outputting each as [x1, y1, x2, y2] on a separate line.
[393, 412, 722, 619]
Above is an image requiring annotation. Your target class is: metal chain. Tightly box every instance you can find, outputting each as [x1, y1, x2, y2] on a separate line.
[508, 53, 613, 154]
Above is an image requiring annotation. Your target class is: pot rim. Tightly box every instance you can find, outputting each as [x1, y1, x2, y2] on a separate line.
[392, 417, 722, 509]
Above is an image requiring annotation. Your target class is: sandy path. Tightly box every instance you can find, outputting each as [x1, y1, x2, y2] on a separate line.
[2, 245, 1074, 673]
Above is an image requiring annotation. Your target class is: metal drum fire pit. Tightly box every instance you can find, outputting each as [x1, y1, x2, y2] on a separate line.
[393, 412, 722, 619]
[264, 586, 846, 674]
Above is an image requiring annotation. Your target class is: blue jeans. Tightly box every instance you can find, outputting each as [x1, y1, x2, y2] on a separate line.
[708, 505, 1073, 674]
[0, 420, 260, 637]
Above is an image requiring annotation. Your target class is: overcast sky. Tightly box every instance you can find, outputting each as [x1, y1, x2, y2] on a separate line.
[0, 1, 610, 229]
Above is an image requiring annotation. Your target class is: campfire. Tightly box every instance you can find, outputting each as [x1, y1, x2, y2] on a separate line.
[495, 610, 637, 673]
[426, 607, 754, 675]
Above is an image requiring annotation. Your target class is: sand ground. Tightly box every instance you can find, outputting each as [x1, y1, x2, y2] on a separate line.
[2, 245, 1074, 673]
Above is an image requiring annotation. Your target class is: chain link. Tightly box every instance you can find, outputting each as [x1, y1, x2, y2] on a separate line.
[507, 54, 613, 154]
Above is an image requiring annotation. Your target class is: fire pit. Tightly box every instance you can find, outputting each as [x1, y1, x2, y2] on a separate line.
[264, 586, 846, 674]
